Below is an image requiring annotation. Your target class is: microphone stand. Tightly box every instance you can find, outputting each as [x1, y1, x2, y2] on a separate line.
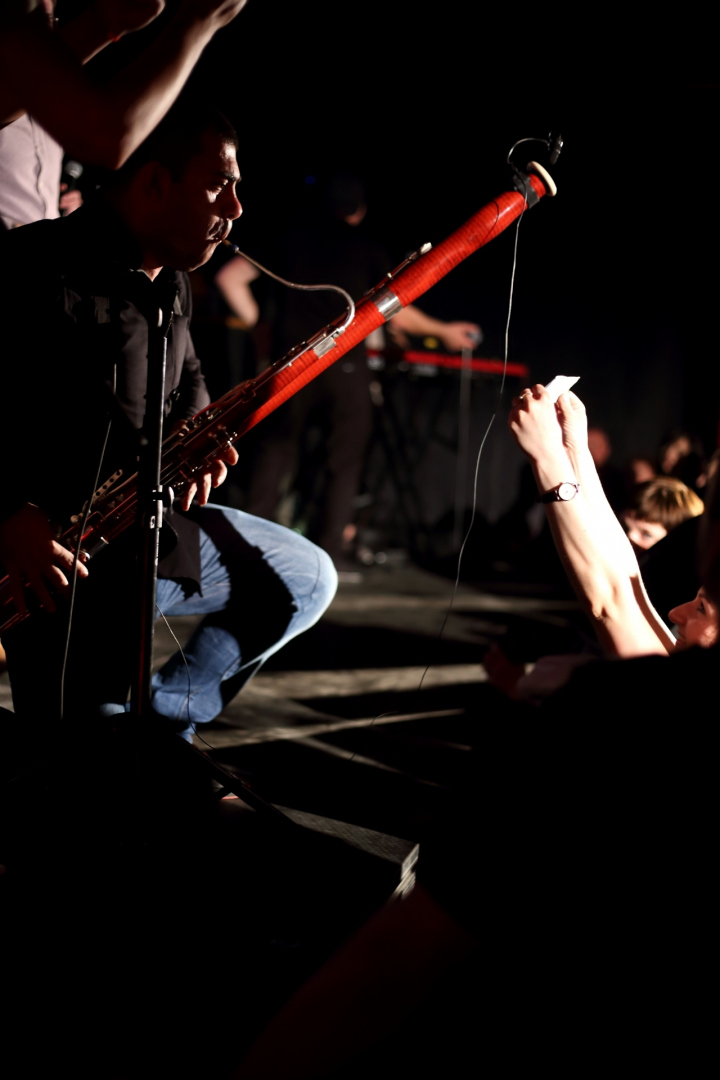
[131, 303, 171, 721]
[130, 297, 292, 824]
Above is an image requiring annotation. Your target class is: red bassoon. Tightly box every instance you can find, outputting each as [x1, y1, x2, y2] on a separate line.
[0, 163, 556, 635]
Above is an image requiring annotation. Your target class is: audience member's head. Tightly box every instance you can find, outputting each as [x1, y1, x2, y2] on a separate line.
[107, 100, 241, 272]
[628, 456, 656, 485]
[667, 469, 720, 649]
[587, 427, 612, 469]
[658, 429, 706, 491]
[622, 477, 704, 551]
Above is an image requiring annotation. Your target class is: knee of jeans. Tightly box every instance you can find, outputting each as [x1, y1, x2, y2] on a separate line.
[307, 545, 338, 621]
[98, 702, 131, 718]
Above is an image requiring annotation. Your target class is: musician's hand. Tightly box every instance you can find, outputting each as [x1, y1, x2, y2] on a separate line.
[180, 444, 239, 511]
[0, 504, 88, 617]
[439, 322, 482, 353]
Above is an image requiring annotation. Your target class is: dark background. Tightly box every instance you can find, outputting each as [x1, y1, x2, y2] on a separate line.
[71, 0, 720, 465]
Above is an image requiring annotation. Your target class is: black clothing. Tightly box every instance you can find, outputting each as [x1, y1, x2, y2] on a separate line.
[245, 360, 375, 554]
[639, 514, 701, 625]
[0, 197, 210, 720]
[0, 196, 210, 582]
[416, 645, 715, 1071]
[246, 218, 390, 559]
[189, 242, 255, 405]
[420, 642, 717, 937]
[271, 218, 390, 358]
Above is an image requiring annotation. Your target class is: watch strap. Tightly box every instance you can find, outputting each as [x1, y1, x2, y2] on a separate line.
[539, 482, 580, 504]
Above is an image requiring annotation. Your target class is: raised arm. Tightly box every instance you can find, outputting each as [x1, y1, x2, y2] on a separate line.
[59, 0, 167, 66]
[0, 0, 248, 168]
[509, 385, 674, 658]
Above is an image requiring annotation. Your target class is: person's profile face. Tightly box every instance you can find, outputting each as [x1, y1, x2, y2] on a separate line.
[669, 589, 719, 650]
[622, 512, 668, 551]
[159, 134, 242, 271]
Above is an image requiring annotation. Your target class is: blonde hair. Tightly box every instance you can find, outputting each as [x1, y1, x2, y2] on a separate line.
[630, 476, 704, 531]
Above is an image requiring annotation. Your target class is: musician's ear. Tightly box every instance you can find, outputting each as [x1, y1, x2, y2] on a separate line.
[137, 160, 172, 203]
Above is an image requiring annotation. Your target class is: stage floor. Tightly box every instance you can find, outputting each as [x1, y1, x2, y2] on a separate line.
[1, 562, 585, 840]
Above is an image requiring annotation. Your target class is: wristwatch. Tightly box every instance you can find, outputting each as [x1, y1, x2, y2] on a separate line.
[539, 481, 580, 504]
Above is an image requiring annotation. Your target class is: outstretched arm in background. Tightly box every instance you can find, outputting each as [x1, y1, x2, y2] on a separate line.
[0, 0, 248, 168]
[509, 386, 674, 657]
[389, 304, 480, 353]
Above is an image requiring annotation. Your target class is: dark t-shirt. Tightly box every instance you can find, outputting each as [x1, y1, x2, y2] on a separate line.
[0, 197, 211, 581]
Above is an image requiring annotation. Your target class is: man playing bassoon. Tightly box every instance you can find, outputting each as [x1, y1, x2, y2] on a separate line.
[0, 102, 337, 730]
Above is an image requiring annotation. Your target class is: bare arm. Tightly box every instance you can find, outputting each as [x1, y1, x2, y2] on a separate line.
[0, 0, 248, 168]
[59, 0, 166, 65]
[391, 304, 480, 352]
[509, 386, 675, 658]
[0, 1, 167, 129]
[215, 255, 260, 327]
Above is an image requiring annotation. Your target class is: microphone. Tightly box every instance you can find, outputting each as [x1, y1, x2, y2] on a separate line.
[60, 160, 83, 216]
[548, 134, 563, 165]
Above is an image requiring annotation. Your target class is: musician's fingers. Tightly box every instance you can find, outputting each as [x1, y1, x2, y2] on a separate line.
[198, 472, 213, 505]
[219, 445, 239, 466]
[45, 564, 70, 593]
[181, 482, 198, 512]
[51, 542, 89, 578]
[8, 565, 27, 617]
[210, 460, 228, 488]
[26, 570, 56, 613]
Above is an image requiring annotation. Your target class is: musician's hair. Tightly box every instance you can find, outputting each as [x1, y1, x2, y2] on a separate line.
[628, 476, 704, 530]
[110, 98, 238, 185]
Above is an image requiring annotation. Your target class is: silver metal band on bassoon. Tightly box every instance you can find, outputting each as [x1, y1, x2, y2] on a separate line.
[373, 287, 403, 321]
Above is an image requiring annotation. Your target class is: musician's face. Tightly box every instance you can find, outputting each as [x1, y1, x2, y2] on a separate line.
[153, 133, 242, 271]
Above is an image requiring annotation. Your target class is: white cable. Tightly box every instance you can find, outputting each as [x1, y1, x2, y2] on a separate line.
[417, 195, 527, 692]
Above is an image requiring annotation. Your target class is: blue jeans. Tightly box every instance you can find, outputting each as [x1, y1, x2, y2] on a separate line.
[5, 505, 336, 728]
[149, 505, 337, 733]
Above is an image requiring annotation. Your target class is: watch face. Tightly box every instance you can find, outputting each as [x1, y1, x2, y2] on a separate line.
[557, 482, 577, 501]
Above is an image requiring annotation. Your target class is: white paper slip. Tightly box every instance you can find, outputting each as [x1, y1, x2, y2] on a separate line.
[544, 375, 580, 403]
